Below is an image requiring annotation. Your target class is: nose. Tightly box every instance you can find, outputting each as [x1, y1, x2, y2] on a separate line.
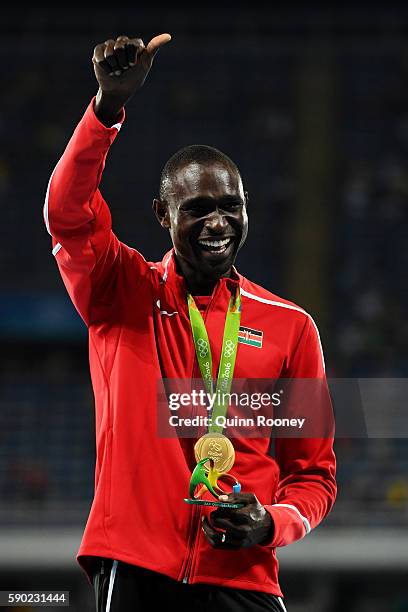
[204, 208, 229, 233]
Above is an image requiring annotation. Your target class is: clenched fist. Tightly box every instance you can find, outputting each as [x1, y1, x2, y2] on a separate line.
[92, 33, 171, 126]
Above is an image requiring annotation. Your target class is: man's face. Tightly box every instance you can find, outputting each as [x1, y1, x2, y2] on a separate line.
[160, 161, 248, 279]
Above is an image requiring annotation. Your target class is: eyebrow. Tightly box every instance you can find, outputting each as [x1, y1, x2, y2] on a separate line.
[181, 195, 243, 207]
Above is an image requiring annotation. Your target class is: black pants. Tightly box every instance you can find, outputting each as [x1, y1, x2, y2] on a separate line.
[93, 558, 287, 612]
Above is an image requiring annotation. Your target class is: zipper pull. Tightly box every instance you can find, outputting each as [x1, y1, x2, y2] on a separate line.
[100, 559, 105, 575]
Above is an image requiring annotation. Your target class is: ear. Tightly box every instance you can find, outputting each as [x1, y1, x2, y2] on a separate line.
[244, 191, 249, 208]
[152, 198, 171, 229]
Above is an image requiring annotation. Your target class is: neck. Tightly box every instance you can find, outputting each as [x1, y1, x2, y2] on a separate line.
[174, 255, 232, 296]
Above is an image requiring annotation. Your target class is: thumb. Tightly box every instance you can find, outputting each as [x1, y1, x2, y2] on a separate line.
[146, 33, 172, 59]
[219, 492, 254, 506]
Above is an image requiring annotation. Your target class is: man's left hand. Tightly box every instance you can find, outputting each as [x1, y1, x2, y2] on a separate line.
[201, 492, 274, 549]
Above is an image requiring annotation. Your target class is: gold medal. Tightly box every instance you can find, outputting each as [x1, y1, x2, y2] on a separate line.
[194, 432, 235, 475]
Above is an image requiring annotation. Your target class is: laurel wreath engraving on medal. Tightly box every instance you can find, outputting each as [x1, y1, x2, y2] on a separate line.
[197, 338, 209, 357]
[209, 441, 222, 452]
[208, 440, 223, 464]
[223, 339, 235, 358]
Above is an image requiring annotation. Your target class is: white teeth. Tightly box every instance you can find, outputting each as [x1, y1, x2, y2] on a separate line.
[198, 238, 230, 248]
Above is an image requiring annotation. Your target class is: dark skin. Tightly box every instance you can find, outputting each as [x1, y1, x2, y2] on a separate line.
[153, 160, 249, 295]
[92, 33, 274, 548]
[203, 493, 273, 549]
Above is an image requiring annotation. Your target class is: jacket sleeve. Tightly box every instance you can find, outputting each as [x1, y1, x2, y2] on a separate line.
[263, 314, 337, 547]
[43, 97, 148, 326]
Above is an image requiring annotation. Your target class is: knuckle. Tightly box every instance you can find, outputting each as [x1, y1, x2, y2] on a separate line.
[128, 38, 144, 49]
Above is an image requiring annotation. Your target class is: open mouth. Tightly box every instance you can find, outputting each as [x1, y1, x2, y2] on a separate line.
[197, 237, 234, 255]
[198, 238, 233, 255]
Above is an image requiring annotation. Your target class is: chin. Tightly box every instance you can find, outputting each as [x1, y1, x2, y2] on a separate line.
[199, 253, 235, 277]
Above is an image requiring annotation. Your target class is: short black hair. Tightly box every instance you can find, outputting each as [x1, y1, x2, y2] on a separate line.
[159, 144, 242, 202]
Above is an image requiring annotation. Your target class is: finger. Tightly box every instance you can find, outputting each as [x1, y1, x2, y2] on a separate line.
[219, 492, 256, 507]
[211, 503, 251, 525]
[210, 512, 249, 533]
[113, 38, 129, 70]
[211, 516, 250, 537]
[93, 42, 115, 76]
[145, 33, 172, 59]
[201, 517, 222, 547]
[221, 534, 245, 549]
[92, 43, 106, 64]
[92, 43, 111, 74]
[202, 518, 242, 549]
[116, 35, 130, 45]
[211, 495, 252, 525]
[126, 38, 145, 66]
[104, 40, 121, 75]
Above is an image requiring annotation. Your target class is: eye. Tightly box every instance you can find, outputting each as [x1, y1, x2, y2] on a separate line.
[181, 202, 212, 217]
[186, 205, 209, 217]
[222, 201, 242, 211]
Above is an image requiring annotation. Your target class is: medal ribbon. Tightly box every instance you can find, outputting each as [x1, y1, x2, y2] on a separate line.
[187, 287, 241, 433]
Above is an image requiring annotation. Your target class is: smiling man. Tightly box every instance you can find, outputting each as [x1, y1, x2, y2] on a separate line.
[44, 33, 336, 612]
[154, 146, 248, 294]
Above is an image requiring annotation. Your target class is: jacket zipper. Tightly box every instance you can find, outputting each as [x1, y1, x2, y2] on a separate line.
[182, 345, 203, 584]
[182, 505, 202, 583]
[182, 286, 221, 584]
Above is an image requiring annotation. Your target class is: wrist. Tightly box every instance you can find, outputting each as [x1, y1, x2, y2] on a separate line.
[94, 89, 125, 127]
[259, 508, 275, 546]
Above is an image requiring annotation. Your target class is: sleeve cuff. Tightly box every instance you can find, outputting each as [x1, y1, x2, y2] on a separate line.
[87, 96, 126, 132]
[263, 503, 310, 548]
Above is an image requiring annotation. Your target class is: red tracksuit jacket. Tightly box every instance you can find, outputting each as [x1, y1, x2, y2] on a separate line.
[43, 99, 336, 597]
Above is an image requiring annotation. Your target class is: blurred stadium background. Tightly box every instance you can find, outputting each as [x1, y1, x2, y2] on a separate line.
[1, 7, 407, 611]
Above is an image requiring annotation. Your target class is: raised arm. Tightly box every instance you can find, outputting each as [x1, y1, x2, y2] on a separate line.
[43, 33, 171, 325]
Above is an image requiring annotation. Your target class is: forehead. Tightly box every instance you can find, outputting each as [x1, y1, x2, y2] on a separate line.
[169, 161, 243, 204]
